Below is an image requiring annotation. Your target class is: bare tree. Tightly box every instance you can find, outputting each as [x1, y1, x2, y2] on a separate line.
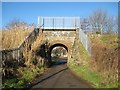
[89, 9, 108, 34]
[106, 16, 115, 34]
[114, 16, 118, 34]
[89, 9, 117, 34]
[6, 19, 20, 30]
[6, 19, 28, 30]
[81, 18, 89, 33]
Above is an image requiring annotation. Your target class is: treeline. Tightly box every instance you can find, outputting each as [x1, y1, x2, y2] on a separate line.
[81, 9, 118, 34]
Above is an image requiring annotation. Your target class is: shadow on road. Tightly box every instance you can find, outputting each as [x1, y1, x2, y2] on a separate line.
[28, 58, 94, 89]
[29, 65, 68, 89]
[27, 58, 68, 89]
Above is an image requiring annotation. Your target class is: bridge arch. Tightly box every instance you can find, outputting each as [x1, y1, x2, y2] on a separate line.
[49, 44, 68, 53]
[49, 40, 71, 52]
[48, 40, 71, 62]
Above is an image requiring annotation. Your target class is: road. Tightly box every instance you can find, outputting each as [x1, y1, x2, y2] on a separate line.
[30, 61, 93, 89]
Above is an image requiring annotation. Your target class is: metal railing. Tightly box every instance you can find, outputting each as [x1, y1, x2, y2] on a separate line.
[1, 25, 44, 63]
[79, 29, 91, 55]
[38, 17, 80, 29]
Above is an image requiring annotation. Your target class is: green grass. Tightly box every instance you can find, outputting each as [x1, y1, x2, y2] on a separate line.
[3, 66, 45, 88]
[69, 34, 119, 88]
[3, 79, 25, 88]
[69, 64, 102, 88]
[78, 42, 90, 62]
[70, 64, 119, 88]
[51, 59, 59, 63]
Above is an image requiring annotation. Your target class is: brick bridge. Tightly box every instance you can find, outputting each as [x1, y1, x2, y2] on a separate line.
[44, 29, 76, 51]
[37, 17, 81, 64]
[1, 17, 91, 76]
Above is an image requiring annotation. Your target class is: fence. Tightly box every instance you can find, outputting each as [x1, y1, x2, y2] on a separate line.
[1, 26, 43, 70]
[18, 27, 40, 51]
[79, 29, 91, 55]
[38, 17, 80, 29]
[1, 48, 23, 69]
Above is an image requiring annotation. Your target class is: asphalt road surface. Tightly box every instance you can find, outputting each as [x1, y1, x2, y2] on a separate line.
[30, 62, 93, 89]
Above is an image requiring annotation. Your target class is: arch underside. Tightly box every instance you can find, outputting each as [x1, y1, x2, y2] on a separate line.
[49, 40, 71, 52]
[48, 40, 70, 62]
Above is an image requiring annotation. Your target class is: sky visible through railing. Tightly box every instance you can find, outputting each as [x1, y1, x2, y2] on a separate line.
[39, 17, 80, 29]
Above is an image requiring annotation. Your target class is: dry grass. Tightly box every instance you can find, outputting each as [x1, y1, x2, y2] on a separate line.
[23, 30, 45, 66]
[89, 33, 119, 87]
[70, 33, 119, 88]
[1, 28, 33, 49]
[90, 34, 119, 49]
[2, 29, 47, 88]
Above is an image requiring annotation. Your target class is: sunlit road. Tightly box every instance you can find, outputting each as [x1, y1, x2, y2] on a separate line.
[30, 59, 93, 89]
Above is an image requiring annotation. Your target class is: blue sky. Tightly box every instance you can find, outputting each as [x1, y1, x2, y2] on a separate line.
[2, 2, 118, 28]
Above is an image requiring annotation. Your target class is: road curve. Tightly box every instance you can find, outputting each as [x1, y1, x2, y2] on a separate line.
[30, 64, 93, 89]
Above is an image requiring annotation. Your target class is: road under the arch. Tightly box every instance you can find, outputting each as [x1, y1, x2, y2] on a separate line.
[30, 58, 93, 88]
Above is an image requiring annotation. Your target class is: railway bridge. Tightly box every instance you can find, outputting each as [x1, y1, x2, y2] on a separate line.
[1, 16, 91, 77]
[35, 17, 90, 65]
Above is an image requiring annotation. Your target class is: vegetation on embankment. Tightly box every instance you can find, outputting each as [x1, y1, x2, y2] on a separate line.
[90, 34, 119, 49]
[2, 31, 48, 88]
[69, 33, 119, 88]
[3, 66, 45, 88]
[68, 36, 102, 88]
[90, 34, 119, 88]
[1, 19, 34, 49]
[2, 20, 48, 88]
[69, 63, 102, 88]
[1, 28, 33, 49]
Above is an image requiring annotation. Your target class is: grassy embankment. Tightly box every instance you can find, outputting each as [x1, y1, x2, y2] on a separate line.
[2, 28, 47, 88]
[3, 67, 45, 88]
[1, 29, 33, 49]
[69, 40, 102, 88]
[69, 33, 119, 88]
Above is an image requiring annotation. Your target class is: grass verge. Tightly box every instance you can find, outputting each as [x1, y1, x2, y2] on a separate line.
[2, 66, 45, 88]
[69, 64, 102, 88]
[69, 33, 119, 88]
[69, 64, 118, 88]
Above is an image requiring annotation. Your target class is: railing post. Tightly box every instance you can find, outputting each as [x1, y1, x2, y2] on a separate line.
[75, 17, 76, 29]
[53, 18, 54, 30]
[38, 16, 40, 28]
[43, 18, 44, 30]
[63, 18, 64, 29]
[79, 17, 81, 29]
[86, 34, 88, 52]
